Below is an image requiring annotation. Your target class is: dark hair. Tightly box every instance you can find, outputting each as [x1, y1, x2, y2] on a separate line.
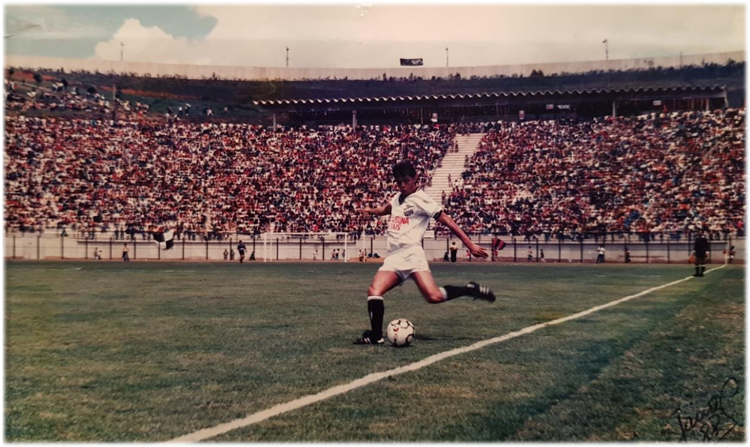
[392, 161, 417, 178]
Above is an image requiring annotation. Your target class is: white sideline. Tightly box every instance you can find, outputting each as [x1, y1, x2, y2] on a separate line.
[168, 264, 726, 443]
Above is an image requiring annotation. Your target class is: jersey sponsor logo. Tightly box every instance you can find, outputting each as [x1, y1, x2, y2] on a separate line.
[403, 205, 415, 217]
[389, 215, 410, 231]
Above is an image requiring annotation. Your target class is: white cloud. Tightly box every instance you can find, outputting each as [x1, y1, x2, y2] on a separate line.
[93, 18, 204, 65]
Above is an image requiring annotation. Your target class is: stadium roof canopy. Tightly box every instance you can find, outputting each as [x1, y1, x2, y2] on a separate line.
[253, 85, 727, 110]
[252, 84, 729, 125]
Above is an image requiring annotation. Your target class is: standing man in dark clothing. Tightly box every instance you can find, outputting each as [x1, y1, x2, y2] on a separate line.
[237, 240, 247, 263]
[692, 231, 710, 277]
[449, 241, 458, 263]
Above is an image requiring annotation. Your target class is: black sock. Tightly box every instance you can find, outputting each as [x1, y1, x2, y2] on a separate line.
[367, 297, 384, 338]
[441, 285, 469, 301]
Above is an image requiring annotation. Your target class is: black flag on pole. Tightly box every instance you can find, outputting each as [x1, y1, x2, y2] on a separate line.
[153, 229, 175, 250]
[400, 58, 423, 66]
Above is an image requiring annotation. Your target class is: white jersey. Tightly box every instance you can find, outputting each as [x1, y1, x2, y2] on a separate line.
[386, 189, 442, 253]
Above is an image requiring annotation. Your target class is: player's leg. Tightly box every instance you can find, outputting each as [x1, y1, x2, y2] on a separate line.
[353, 271, 401, 345]
[412, 271, 496, 303]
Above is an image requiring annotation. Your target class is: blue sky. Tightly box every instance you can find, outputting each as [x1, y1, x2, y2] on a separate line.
[5, 5, 215, 58]
[3, 3, 746, 68]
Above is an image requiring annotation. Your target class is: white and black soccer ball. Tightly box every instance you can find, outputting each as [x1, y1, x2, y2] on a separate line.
[386, 318, 415, 347]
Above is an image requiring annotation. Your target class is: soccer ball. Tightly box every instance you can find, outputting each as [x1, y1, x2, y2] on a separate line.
[386, 319, 415, 347]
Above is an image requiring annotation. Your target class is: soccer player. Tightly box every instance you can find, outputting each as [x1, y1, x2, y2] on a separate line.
[353, 161, 496, 345]
[237, 240, 247, 263]
[692, 231, 709, 277]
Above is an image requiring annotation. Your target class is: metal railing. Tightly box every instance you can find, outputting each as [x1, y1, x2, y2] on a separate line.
[4, 230, 744, 264]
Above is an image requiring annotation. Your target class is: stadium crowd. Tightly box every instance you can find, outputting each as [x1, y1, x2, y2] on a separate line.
[4, 106, 744, 241]
[5, 117, 453, 237]
[443, 109, 745, 240]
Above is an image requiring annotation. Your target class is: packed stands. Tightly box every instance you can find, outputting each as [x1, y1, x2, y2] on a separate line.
[443, 109, 745, 240]
[4, 96, 745, 241]
[4, 117, 454, 237]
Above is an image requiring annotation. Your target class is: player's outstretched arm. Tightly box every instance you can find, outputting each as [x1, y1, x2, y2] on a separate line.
[437, 212, 488, 258]
[360, 204, 392, 216]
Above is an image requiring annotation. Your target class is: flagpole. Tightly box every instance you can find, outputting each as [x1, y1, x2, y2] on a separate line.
[603, 39, 609, 61]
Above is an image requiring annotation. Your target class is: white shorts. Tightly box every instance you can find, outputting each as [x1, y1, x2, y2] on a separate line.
[378, 245, 431, 281]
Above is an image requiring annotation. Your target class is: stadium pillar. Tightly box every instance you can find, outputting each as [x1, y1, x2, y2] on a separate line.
[667, 237, 671, 264]
[299, 238, 302, 260]
[205, 239, 209, 260]
[558, 237, 562, 263]
[273, 113, 277, 129]
[110, 237, 113, 260]
[322, 239, 326, 261]
[645, 236, 650, 263]
[352, 110, 357, 128]
[513, 238, 517, 262]
[579, 239, 584, 263]
[370, 237, 374, 258]
[85, 237, 88, 260]
[182, 238, 185, 260]
[276, 238, 279, 260]
[612, 101, 617, 118]
[158, 242, 161, 260]
[535, 238, 539, 262]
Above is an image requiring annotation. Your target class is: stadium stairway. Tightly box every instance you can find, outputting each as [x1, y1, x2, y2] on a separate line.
[423, 133, 485, 204]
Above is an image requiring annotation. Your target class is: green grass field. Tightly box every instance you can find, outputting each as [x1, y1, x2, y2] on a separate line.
[4, 261, 745, 442]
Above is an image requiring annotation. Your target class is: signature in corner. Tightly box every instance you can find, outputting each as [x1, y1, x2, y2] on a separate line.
[673, 377, 740, 442]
